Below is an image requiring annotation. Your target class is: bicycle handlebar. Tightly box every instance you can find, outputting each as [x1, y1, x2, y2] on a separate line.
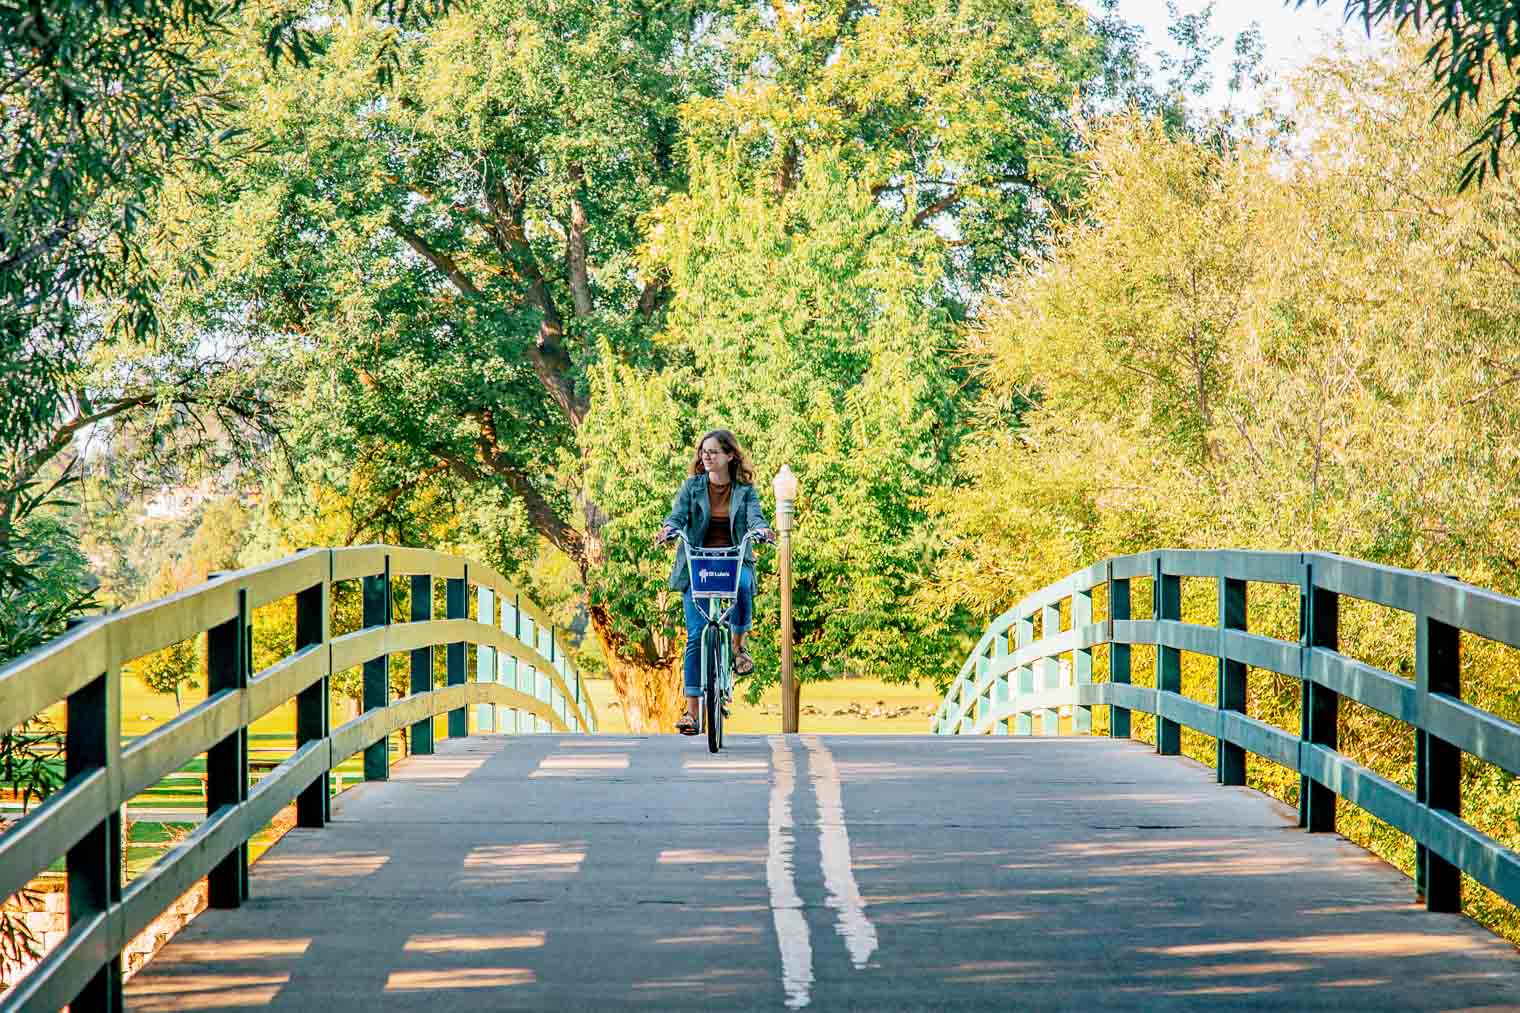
[657, 527, 774, 550]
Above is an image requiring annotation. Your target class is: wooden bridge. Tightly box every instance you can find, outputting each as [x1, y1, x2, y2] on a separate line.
[3, 547, 1520, 1009]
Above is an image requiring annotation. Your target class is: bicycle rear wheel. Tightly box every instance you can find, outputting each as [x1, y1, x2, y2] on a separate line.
[706, 628, 723, 753]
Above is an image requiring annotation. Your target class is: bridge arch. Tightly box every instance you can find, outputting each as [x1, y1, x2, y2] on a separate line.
[0, 544, 596, 1010]
[935, 548, 1520, 922]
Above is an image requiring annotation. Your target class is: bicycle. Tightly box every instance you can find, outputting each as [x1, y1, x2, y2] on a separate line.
[659, 528, 770, 753]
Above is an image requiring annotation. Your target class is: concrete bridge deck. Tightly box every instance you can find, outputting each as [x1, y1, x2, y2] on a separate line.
[125, 736, 1520, 1010]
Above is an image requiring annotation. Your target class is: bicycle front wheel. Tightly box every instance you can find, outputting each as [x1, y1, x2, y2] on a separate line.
[706, 628, 723, 753]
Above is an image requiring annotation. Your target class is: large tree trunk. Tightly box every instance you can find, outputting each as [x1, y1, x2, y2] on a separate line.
[588, 608, 682, 732]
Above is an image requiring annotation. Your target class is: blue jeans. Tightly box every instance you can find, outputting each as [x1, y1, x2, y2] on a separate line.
[682, 565, 754, 697]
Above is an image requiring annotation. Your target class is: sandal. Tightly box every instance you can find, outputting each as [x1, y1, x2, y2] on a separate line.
[676, 715, 698, 736]
[733, 648, 754, 676]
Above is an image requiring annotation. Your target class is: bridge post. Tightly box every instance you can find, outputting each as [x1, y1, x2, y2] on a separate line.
[207, 588, 250, 906]
[477, 586, 496, 732]
[363, 560, 391, 780]
[1072, 586, 1093, 734]
[295, 577, 330, 827]
[1040, 604, 1061, 734]
[1416, 613, 1461, 912]
[1217, 577, 1247, 786]
[446, 573, 468, 737]
[411, 574, 435, 755]
[1110, 575, 1131, 739]
[992, 631, 1009, 735]
[1304, 575, 1339, 832]
[1015, 612, 1034, 735]
[64, 631, 123, 1012]
[1154, 559, 1181, 755]
[501, 598, 519, 732]
[974, 655, 989, 729]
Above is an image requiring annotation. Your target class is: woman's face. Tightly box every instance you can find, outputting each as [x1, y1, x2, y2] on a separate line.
[700, 437, 732, 481]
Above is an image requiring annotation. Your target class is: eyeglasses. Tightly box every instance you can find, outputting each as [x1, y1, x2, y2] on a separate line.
[700, 448, 728, 458]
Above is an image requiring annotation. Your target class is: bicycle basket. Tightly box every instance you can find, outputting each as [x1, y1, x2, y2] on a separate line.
[687, 550, 742, 598]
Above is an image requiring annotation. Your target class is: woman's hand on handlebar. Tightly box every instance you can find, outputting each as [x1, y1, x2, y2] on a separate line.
[654, 525, 677, 547]
[754, 527, 777, 546]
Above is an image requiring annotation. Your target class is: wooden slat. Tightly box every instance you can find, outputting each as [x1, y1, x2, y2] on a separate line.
[1301, 745, 1423, 840]
[108, 580, 241, 669]
[330, 545, 389, 583]
[1420, 578, 1520, 651]
[1423, 693, 1520, 779]
[1154, 619, 1218, 657]
[1156, 690, 1217, 737]
[0, 909, 111, 1013]
[1221, 629, 1299, 677]
[1154, 550, 1225, 578]
[0, 620, 107, 730]
[1306, 553, 1425, 616]
[1014, 573, 1080, 620]
[246, 645, 328, 726]
[1424, 808, 1520, 906]
[239, 549, 330, 612]
[329, 708, 391, 765]
[1111, 619, 1157, 646]
[384, 546, 466, 580]
[1071, 559, 1111, 593]
[1213, 550, 1302, 585]
[1110, 552, 1154, 580]
[1106, 682, 1157, 714]
[120, 689, 243, 801]
[1218, 711, 1299, 770]
[1306, 649, 1418, 724]
[0, 770, 110, 904]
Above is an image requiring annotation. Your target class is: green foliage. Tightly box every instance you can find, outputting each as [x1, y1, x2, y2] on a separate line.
[629, 154, 969, 694]
[931, 39, 1520, 941]
[147, 0, 1101, 725]
[0, 497, 94, 980]
[1302, 0, 1520, 188]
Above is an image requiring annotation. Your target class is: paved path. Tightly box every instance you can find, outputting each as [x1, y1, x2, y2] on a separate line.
[126, 736, 1520, 1010]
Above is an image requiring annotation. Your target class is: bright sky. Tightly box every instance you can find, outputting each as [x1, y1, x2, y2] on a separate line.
[1082, 1, 1381, 112]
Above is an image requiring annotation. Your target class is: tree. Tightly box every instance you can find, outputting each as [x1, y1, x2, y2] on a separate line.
[928, 39, 1520, 940]
[1300, 0, 1520, 187]
[159, 0, 1101, 729]
[581, 154, 968, 714]
[128, 566, 204, 712]
[133, 634, 202, 714]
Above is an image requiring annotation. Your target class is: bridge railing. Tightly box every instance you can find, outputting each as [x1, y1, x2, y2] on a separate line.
[933, 549, 1520, 920]
[0, 544, 597, 1011]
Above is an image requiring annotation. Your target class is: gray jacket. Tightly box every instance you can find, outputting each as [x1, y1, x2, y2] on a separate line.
[664, 474, 769, 591]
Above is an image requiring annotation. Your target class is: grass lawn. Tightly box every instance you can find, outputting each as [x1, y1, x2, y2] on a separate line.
[584, 675, 940, 735]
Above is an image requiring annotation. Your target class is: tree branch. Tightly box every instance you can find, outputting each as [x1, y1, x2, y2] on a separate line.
[566, 165, 594, 317]
[913, 187, 965, 228]
[390, 216, 484, 299]
[345, 462, 450, 544]
[9, 392, 156, 497]
[636, 269, 670, 317]
[466, 407, 584, 560]
[482, 170, 587, 426]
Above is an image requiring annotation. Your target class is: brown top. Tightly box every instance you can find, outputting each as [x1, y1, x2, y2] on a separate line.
[703, 480, 732, 548]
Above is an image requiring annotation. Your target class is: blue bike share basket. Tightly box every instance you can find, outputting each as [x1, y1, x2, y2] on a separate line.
[687, 550, 743, 598]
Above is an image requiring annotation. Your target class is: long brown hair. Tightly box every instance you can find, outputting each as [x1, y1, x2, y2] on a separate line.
[688, 428, 755, 485]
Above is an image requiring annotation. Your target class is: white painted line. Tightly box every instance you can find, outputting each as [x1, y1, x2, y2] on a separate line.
[768, 736, 813, 1009]
[802, 735, 879, 970]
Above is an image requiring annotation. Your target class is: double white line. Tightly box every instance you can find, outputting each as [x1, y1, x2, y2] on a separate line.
[766, 736, 879, 1009]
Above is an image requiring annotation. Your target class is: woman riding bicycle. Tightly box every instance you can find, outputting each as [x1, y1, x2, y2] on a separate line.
[655, 429, 774, 736]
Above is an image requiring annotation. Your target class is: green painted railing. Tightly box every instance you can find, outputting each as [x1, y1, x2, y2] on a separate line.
[0, 544, 597, 1011]
[933, 549, 1520, 920]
